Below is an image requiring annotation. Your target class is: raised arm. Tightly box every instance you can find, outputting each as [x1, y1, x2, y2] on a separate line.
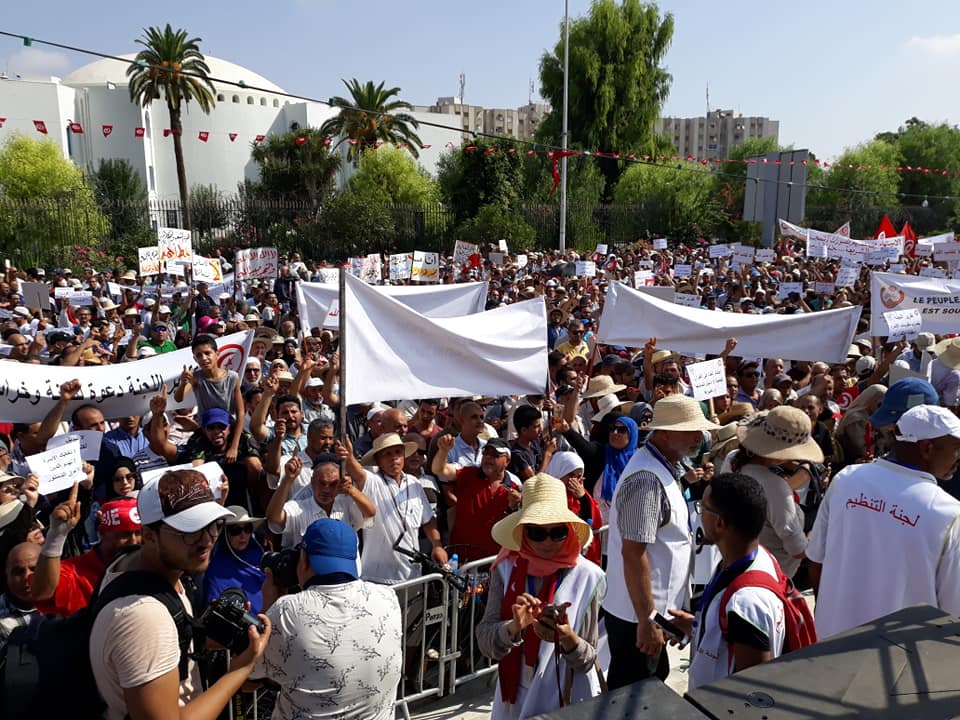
[430, 433, 458, 483]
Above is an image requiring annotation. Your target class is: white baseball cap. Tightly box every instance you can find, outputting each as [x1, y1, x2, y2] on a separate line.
[895, 405, 960, 443]
[138, 469, 233, 532]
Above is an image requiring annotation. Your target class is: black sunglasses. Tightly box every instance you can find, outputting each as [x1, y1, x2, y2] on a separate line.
[227, 524, 254, 536]
[525, 525, 569, 542]
[610, 425, 629, 435]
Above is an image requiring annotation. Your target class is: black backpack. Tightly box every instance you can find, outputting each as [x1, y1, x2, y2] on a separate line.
[28, 563, 195, 720]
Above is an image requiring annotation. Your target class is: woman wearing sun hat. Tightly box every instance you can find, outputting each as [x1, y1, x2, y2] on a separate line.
[477, 474, 606, 719]
[731, 406, 824, 578]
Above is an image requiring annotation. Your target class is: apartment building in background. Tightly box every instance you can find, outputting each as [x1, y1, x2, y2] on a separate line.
[414, 97, 549, 141]
[656, 110, 780, 161]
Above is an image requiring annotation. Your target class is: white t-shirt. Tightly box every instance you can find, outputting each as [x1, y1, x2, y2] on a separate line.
[689, 546, 786, 690]
[272, 490, 372, 548]
[360, 469, 434, 584]
[807, 457, 960, 638]
[89, 564, 201, 720]
[251, 580, 402, 719]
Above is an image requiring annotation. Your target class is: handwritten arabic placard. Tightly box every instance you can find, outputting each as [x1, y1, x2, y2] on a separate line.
[883, 308, 922, 341]
[653, 238, 668, 250]
[27, 439, 86, 495]
[235, 247, 279, 280]
[47, 430, 103, 462]
[674, 292, 702, 308]
[673, 264, 692, 278]
[756, 248, 776, 263]
[709, 244, 731, 258]
[834, 266, 859, 288]
[575, 261, 596, 277]
[778, 282, 803, 300]
[157, 227, 192, 264]
[411, 251, 439, 282]
[388, 253, 412, 281]
[686, 358, 727, 401]
[138, 246, 161, 276]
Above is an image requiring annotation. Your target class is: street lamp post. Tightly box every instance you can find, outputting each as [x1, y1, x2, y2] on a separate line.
[559, 0, 570, 252]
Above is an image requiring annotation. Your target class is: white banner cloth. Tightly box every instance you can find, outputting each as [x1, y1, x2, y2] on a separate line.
[297, 279, 489, 331]
[870, 271, 960, 336]
[597, 282, 861, 363]
[342, 274, 547, 404]
[0, 331, 252, 423]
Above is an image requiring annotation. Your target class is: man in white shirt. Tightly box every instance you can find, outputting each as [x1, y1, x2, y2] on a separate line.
[446, 401, 487, 469]
[345, 433, 447, 584]
[266, 452, 375, 548]
[807, 405, 960, 638]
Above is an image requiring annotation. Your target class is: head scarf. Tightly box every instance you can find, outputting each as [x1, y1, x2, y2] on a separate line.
[107, 457, 142, 500]
[545, 451, 585, 481]
[601, 415, 639, 502]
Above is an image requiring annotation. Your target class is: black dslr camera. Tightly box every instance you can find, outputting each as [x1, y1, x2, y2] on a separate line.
[200, 588, 265, 653]
[260, 547, 301, 589]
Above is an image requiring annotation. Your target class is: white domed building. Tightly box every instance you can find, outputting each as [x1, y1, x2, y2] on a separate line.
[0, 53, 462, 210]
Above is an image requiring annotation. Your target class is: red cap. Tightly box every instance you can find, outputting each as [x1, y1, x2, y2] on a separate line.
[98, 498, 141, 533]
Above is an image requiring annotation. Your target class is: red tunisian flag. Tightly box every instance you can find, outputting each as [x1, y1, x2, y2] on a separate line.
[546, 150, 577, 196]
[254, 134, 265, 143]
[901, 221, 918, 258]
[294, 136, 308, 146]
[873, 214, 898, 239]
[198, 131, 209, 142]
[837, 385, 860, 412]
[228, 133, 237, 142]
[134, 127, 145, 138]
[68, 122, 83, 134]
[102, 125, 113, 137]
[834, 221, 850, 237]
[33, 120, 48, 134]
[0, 118, 5, 128]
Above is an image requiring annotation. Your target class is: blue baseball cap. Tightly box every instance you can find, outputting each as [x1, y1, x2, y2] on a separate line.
[869, 378, 939, 428]
[302, 518, 360, 579]
[200, 408, 231, 428]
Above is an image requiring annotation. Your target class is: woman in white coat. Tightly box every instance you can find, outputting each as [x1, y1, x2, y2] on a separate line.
[477, 473, 606, 720]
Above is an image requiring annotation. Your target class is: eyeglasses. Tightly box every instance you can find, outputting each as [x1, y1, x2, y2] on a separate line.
[610, 425, 629, 435]
[245, 368, 261, 374]
[694, 501, 720, 517]
[525, 525, 569, 542]
[227, 524, 254, 536]
[0, 483, 19, 495]
[113, 472, 134, 484]
[161, 518, 225, 545]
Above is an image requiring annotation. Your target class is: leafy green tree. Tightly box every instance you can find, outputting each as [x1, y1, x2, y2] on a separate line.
[127, 24, 216, 229]
[538, 0, 674, 196]
[189, 184, 230, 241]
[612, 161, 721, 241]
[888, 120, 960, 233]
[250, 127, 341, 205]
[819, 140, 902, 237]
[314, 192, 396, 258]
[519, 153, 605, 248]
[0, 134, 109, 266]
[91, 158, 149, 240]
[437, 139, 524, 223]
[320, 80, 422, 161]
[456, 204, 537, 251]
[349, 146, 438, 206]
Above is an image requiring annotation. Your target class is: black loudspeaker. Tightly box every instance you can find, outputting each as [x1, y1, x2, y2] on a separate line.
[687, 604, 960, 720]
[528, 676, 708, 719]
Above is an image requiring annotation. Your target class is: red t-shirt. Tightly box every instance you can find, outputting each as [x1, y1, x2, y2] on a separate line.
[36, 548, 104, 617]
[450, 467, 513, 563]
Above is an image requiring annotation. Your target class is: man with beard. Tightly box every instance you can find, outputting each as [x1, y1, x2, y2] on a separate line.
[603, 395, 719, 688]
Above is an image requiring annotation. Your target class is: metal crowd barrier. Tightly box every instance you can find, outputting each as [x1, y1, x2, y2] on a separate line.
[392, 525, 609, 718]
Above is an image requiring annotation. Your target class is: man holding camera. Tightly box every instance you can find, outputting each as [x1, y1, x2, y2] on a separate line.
[90, 468, 271, 720]
[251, 518, 402, 719]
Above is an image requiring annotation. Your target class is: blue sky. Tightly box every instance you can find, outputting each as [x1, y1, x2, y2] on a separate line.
[3, 0, 960, 160]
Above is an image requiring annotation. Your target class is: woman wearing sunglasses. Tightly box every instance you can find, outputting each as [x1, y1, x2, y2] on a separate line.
[478, 474, 605, 719]
[204, 505, 267, 613]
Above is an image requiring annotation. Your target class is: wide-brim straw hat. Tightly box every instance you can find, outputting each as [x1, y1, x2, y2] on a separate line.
[650, 349, 680, 365]
[360, 432, 419, 467]
[709, 422, 741, 460]
[225, 505, 265, 528]
[932, 337, 960, 370]
[646, 395, 720, 432]
[491, 474, 591, 551]
[591, 393, 634, 423]
[718, 402, 756, 425]
[581, 375, 627, 400]
[737, 405, 824, 462]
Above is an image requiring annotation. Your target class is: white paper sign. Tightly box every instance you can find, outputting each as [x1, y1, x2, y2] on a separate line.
[388, 253, 412, 281]
[21, 282, 50, 310]
[778, 282, 803, 300]
[235, 247, 279, 280]
[316, 268, 340, 284]
[157, 227, 192, 264]
[453, 241, 479, 266]
[674, 264, 692, 278]
[138, 246, 161, 276]
[883, 308, 922, 341]
[164, 261, 185, 277]
[499, 239, 509, 253]
[919, 266, 948, 278]
[814, 282, 836, 296]
[107, 281, 122, 297]
[674, 292, 702, 308]
[47, 430, 103, 462]
[192, 256, 223, 283]
[888, 263, 906, 273]
[411, 251, 439, 282]
[516, 254, 528, 268]
[709, 244, 731, 258]
[756, 248, 776, 263]
[835, 267, 859, 287]
[576, 261, 597, 277]
[914, 243, 934, 257]
[634, 271, 655, 287]
[488, 252, 505, 266]
[27, 439, 86, 495]
[934, 243, 960, 262]
[686, 357, 727, 401]
[360, 254, 382, 284]
[595, 243, 608, 255]
[653, 238, 668, 250]
[66, 291, 94, 306]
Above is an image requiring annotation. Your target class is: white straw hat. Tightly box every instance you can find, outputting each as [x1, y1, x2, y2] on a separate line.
[359, 432, 419, 467]
[591, 393, 633, 423]
[581, 375, 627, 399]
[932, 337, 960, 370]
[737, 405, 824, 462]
[491, 474, 591, 551]
[646, 395, 720, 432]
[224, 505, 265, 528]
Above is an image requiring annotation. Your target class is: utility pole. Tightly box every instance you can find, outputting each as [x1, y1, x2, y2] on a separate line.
[559, 0, 570, 252]
[459, 72, 466, 142]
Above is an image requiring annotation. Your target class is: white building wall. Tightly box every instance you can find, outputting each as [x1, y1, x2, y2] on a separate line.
[0, 77, 74, 157]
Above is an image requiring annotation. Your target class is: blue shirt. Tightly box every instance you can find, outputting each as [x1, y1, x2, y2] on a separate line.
[103, 428, 149, 457]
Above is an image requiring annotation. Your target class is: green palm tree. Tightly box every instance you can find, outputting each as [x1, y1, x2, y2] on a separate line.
[127, 24, 216, 230]
[320, 79, 423, 161]
[250, 128, 342, 205]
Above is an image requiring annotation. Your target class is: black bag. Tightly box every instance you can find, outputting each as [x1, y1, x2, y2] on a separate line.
[29, 567, 194, 720]
[799, 461, 829, 533]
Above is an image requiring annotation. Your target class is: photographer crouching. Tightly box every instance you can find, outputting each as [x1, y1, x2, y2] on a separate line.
[90, 468, 271, 719]
[247, 518, 403, 719]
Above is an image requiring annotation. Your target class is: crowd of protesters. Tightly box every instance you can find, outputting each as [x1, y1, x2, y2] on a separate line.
[0, 234, 958, 719]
